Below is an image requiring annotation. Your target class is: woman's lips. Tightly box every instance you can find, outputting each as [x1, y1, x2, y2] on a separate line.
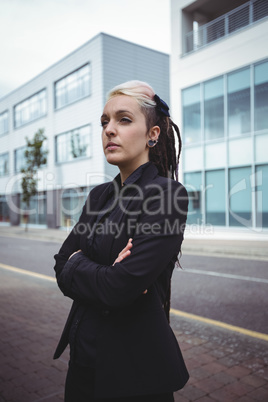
[106, 142, 120, 150]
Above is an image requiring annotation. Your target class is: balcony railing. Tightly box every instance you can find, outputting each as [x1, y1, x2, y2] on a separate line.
[184, 0, 268, 55]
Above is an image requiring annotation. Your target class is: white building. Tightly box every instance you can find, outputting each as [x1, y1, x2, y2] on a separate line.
[0, 33, 169, 229]
[171, 0, 268, 233]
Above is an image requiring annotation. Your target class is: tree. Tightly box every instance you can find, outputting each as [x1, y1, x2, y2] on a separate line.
[70, 132, 87, 158]
[20, 128, 48, 231]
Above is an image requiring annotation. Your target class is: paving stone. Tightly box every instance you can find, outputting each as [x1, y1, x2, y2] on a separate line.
[209, 385, 237, 401]
[201, 361, 227, 375]
[212, 371, 238, 385]
[217, 355, 240, 367]
[242, 358, 266, 371]
[189, 367, 212, 381]
[173, 391, 190, 402]
[178, 384, 206, 401]
[240, 374, 267, 388]
[247, 386, 268, 400]
[209, 347, 231, 359]
[255, 366, 268, 381]
[195, 353, 216, 365]
[186, 357, 204, 370]
[195, 397, 217, 402]
[224, 381, 255, 397]
[235, 396, 256, 402]
[194, 376, 223, 393]
[225, 365, 252, 379]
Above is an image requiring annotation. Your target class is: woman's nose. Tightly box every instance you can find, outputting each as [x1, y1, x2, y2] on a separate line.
[105, 120, 116, 136]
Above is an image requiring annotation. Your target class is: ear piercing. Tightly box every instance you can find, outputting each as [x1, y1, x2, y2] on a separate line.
[148, 139, 158, 148]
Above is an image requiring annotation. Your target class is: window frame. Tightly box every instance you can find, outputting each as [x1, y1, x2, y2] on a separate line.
[54, 63, 91, 110]
[13, 89, 47, 129]
[0, 152, 9, 177]
[55, 124, 91, 165]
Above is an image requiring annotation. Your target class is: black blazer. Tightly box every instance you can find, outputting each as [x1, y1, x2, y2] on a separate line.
[53, 163, 189, 399]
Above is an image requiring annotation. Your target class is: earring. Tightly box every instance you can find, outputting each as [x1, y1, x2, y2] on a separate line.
[148, 139, 158, 148]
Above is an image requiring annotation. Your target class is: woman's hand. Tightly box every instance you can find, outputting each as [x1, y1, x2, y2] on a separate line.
[113, 238, 133, 265]
[113, 239, 147, 294]
[68, 249, 82, 260]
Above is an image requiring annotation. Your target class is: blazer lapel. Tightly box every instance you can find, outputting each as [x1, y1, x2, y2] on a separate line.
[102, 163, 159, 261]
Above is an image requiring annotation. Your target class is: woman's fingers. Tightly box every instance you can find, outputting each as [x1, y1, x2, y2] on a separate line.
[115, 249, 131, 263]
[68, 249, 82, 260]
[112, 239, 147, 294]
[113, 239, 133, 266]
[118, 238, 133, 257]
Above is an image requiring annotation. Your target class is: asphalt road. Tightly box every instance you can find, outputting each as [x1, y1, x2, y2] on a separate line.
[1, 235, 267, 335]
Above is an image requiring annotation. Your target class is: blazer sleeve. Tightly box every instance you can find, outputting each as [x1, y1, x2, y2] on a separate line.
[53, 202, 87, 282]
[53, 182, 109, 281]
[54, 182, 188, 308]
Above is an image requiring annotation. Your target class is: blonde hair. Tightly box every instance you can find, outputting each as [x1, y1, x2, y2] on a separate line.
[107, 80, 156, 109]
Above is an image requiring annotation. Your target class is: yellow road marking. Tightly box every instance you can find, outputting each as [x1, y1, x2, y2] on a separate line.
[0, 262, 56, 282]
[170, 308, 268, 342]
[1, 262, 267, 342]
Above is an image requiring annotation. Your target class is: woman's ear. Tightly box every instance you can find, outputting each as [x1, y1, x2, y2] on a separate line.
[148, 125, 160, 142]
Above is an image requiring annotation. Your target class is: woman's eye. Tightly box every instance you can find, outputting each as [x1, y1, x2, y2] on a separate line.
[101, 121, 108, 127]
[120, 117, 132, 123]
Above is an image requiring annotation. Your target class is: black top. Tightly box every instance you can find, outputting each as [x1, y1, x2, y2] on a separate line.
[69, 162, 151, 367]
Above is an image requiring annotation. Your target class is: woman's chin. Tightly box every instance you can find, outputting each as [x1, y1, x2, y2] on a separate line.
[105, 155, 120, 166]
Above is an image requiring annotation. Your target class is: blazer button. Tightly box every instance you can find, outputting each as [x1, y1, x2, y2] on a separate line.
[102, 309, 110, 317]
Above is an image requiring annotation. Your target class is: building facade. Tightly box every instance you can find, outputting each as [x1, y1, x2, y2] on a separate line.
[171, 0, 268, 232]
[0, 33, 169, 229]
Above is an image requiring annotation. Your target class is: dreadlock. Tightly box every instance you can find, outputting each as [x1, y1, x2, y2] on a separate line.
[141, 105, 182, 180]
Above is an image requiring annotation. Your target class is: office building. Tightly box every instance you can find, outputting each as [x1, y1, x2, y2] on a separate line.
[0, 33, 169, 228]
[171, 0, 268, 232]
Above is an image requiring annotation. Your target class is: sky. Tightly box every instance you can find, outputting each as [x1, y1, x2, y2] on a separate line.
[0, 0, 170, 98]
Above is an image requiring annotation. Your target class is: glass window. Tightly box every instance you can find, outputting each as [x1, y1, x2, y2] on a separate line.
[0, 111, 8, 135]
[205, 170, 225, 225]
[55, 80, 66, 109]
[254, 61, 268, 131]
[184, 172, 202, 225]
[56, 125, 91, 163]
[61, 187, 88, 227]
[14, 89, 47, 128]
[0, 153, 9, 176]
[0, 195, 9, 223]
[14, 141, 47, 173]
[55, 64, 91, 109]
[205, 142, 226, 169]
[229, 167, 252, 227]
[184, 146, 203, 172]
[20, 192, 47, 225]
[182, 85, 201, 144]
[204, 77, 224, 140]
[256, 164, 268, 228]
[14, 147, 27, 173]
[229, 137, 252, 166]
[255, 133, 268, 163]
[228, 68, 251, 137]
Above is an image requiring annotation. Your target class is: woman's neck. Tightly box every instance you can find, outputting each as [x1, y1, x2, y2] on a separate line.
[119, 159, 149, 185]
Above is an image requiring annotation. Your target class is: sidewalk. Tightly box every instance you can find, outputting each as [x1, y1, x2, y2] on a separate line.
[1, 224, 268, 260]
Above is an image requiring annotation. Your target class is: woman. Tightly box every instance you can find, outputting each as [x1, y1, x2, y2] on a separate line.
[53, 80, 189, 401]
